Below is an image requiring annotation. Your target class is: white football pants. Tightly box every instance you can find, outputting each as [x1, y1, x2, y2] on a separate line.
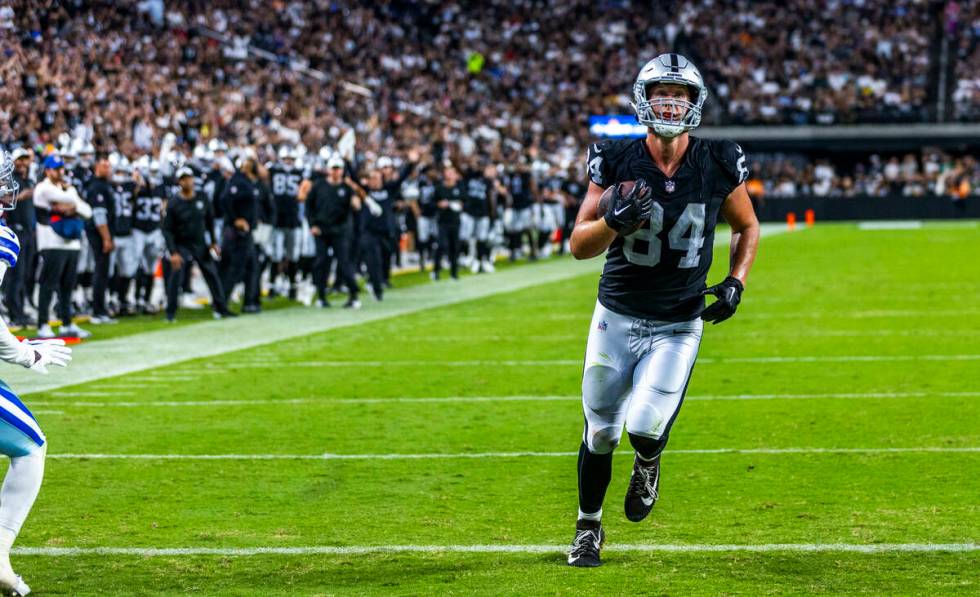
[581, 300, 702, 454]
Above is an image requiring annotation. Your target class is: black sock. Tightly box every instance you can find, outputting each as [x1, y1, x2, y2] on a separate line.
[577, 441, 613, 516]
[628, 432, 668, 461]
[117, 276, 132, 306]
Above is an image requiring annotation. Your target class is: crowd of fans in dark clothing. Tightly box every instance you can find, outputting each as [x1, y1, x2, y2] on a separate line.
[0, 0, 977, 336]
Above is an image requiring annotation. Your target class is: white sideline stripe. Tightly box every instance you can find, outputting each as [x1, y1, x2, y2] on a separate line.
[857, 221, 923, 230]
[44, 447, 980, 461]
[31, 410, 64, 415]
[29, 391, 980, 408]
[126, 376, 198, 382]
[49, 391, 136, 398]
[59, 391, 980, 408]
[12, 543, 978, 557]
[189, 354, 980, 370]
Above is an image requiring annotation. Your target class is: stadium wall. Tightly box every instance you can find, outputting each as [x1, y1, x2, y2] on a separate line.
[754, 197, 979, 222]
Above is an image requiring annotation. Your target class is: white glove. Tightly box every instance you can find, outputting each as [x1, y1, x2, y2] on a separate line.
[22, 339, 72, 375]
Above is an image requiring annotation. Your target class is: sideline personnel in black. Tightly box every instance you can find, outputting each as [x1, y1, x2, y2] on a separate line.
[83, 157, 116, 323]
[218, 153, 261, 313]
[306, 155, 364, 309]
[162, 168, 233, 322]
[433, 164, 464, 280]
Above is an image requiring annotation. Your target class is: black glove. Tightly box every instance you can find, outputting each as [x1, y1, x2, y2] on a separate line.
[701, 276, 744, 324]
[603, 180, 653, 233]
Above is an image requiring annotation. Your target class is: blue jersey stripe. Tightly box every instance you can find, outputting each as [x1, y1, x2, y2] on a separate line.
[0, 384, 37, 423]
[0, 405, 44, 447]
[0, 236, 19, 255]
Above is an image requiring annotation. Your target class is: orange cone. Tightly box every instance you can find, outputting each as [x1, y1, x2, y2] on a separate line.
[786, 212, 797, 231]
[805, 209, 815, 227]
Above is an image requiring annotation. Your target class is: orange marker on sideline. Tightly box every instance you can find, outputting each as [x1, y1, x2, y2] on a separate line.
[805, 209, 815, 227]
[786, 211, 797, 230]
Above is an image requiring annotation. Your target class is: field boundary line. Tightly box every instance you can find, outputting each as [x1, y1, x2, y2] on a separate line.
[28, 391, 980, 408]
[13, 543, 978, 556]
[44, 447, 980, 461]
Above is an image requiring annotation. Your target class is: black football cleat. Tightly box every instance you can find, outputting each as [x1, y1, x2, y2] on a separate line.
[624, 454, 660, 522]
[567, 519, 604, 567]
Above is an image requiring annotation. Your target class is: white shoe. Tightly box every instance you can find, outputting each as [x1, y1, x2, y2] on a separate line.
[180, 295, 204, 310]
[60, 324, 91, 339]
[470, 259, 481, 274]
[36, 324, 55, 339]
[0, 558, 30, 596]
[89, 315, 119, 325]
[482, 259, 495, 273]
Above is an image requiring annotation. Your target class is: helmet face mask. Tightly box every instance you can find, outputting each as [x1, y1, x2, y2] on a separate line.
[0, 151, 20, 212]
[631, 53, 707, 138]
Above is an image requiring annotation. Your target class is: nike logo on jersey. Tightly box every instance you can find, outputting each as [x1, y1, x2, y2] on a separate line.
[613, 204, 630, 216]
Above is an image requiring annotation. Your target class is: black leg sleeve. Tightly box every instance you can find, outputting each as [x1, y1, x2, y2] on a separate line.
[577, 441, 614, 516]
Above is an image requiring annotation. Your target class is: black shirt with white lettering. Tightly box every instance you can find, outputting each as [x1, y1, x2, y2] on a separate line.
[587, 136, 749, 321]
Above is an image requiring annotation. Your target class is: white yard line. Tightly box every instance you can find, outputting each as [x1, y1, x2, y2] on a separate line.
[29, 391, 980, 409]
[48, 391, 136, 398]
[44, 447, 980, 461]
[163, 353, 980, 371]
[12, 543, 978, 556]
[14, 225, 787, 396]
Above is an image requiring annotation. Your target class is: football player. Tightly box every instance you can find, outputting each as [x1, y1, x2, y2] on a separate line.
[132, 159, 167, 314]
[566, 54, 760, 567]
[0, 149, 74, 596]
[460, 161, 497, 274]
[108, 157, 140, 317]
[268, 147, 305, 299]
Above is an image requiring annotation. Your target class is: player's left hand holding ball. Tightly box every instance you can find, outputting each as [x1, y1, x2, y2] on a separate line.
[23, 339, 72, 374]
[701, 276, 743, 324]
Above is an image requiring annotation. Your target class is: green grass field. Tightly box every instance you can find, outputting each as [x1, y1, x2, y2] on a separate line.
[8, 222, 980, 595]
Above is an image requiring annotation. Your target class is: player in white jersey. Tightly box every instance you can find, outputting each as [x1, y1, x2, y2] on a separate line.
[0, 150, 74, 595]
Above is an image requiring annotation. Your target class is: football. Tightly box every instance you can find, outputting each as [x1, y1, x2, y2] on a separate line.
[596, 180, 644, 236]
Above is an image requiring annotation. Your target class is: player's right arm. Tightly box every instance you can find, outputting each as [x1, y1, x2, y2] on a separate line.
[569, 182, 618, 259]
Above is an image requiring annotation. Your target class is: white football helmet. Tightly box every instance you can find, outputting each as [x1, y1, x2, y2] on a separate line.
[0, 150, 20, 212]
[75, 139, 96, 168]
[631, 53, 707, 138]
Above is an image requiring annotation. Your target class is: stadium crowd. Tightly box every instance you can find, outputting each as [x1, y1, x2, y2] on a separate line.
[753, 151, 980, 199]
[0, 0, 977, 337]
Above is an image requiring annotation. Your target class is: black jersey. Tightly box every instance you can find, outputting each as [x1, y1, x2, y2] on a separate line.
[133, 184, 165, 232]
[505, 170, 533, 209]
[361, 188, 396, 235]
[587, 136, 749, 322]
[435, 183, 465, 227]
[464, 174, 492, 217]
[112, 181, 136, 237]
[162, 191, 214, 252]
[72, 165, 93, 189]
[268, 166, 303, 228]
[417, 177, 438, 218]
[307, 180, 357, 231]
